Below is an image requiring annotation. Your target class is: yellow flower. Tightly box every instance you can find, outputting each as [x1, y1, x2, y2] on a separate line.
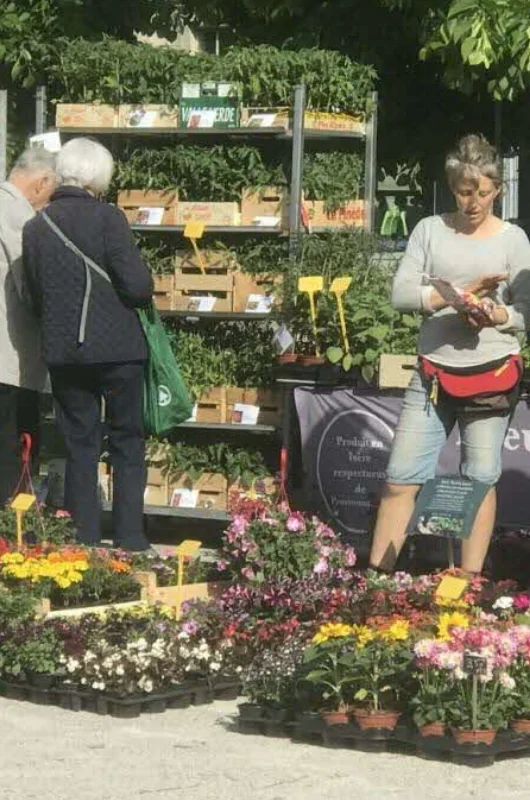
[437, 611, 469, 642]
[435, 596, 469, 610]
[380, 619, 410, 643]
[312, 622, 354, 644]
[350, 624, 375, 648]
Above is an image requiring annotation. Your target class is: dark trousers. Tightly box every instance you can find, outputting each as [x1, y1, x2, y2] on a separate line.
[49, 362, 148, 550]
[0, 384, 40, 506]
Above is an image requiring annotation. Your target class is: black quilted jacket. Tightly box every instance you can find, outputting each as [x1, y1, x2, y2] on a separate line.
[23, 186, 153, 366]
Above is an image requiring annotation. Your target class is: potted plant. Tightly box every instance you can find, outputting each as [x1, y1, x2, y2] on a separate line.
[410, 660, 453, 737]
[349, 619, 412, 731]
[19, 627, 64, 688]
[302, 623, 359, 725]
[240, 637, 305, 724]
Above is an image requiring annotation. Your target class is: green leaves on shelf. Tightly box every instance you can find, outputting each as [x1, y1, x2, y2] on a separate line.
[169, 322, 275, 400]
[146, 439, 271, 488]
[52, 40, 376, 112]
[114, 145, 363, 205]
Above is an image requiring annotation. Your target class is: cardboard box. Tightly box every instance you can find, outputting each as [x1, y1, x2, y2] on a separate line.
[304, 111, 366, 134]
[304, 199, 365, 229]
[175, 202, 240, 227]
[56, 104, 119, 129]
[241, 187, 289, 228]
[118, 104, 179, 129]
[144, 484, 169, 507]
[169, 473, 228, 510]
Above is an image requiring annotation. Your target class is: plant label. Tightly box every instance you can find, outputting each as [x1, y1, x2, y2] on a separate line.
[186, 296, 217, 313]
[435, 576, 469, 601]
[136, 207, 164, 226]
[252, 215, 281, 227]
[170, 488, 199, 508]
[245, 294, 273, 314]
[272, 325, 294, 354]
[463, 651, 488, 676]
[29, 131, 62, 153]
[246, 113, 278, 128]
[407, 477, 491, 540]
[232, 403, 260, 425]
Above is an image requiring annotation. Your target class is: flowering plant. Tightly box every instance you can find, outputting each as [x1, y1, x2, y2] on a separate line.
[218, 503, 357, 584]
[242, 636, 306, 708]
[302, 624, 360, 712]
[414, 625, 517, 730]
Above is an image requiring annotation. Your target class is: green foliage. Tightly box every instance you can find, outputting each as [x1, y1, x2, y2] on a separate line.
[0, 590, 37, 625]
[49, 568, 141, 609]
[51, 39, 376, 111]
[0, 507, 76, 546]
[146, 439, 271, 486]
[419, 0, 530, 100]
[115, 145, 363, 204]
[169, 322, 275, 398]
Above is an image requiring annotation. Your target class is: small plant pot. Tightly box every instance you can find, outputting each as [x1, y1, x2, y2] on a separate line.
[451, 728, 497, 746]
[298, 355, 325, 367]
[319, 709, 350, 726]
[276, 353, 298, 365]
[25, 671, 54, 689]
[265, 706, 291, 724]
[418, 721, 445, 738]
[239, 702, 267, 722]
[353, 709, 401, 731]
[511, 718, 530, 734]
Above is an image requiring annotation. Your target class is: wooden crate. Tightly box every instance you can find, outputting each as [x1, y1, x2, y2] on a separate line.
[228, 476, 277, 507]
[174, 271, 235, 312]
[378, 354, 417, 389]
[118, 189, 178, 226]
[36, 598, 148, 619]
[175, 249, 236, 274]
[133, 572, 227, 612]
[118, 104, 178, 129]
[304, 199, 365, 228]
[56, 103, 119, 128]
[175, 202, 240, 226]
[232, 271, 277, 313]
[241, 186, 289, 228]
[241, 388, 282, 426]
[152, 274, 175, 311]
[169, 473, 228, 511]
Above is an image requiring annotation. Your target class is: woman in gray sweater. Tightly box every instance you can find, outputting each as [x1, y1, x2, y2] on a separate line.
[369, 134, 530, 576]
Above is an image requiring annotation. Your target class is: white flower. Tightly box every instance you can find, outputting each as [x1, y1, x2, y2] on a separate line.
[493, 596, 514, 611]
[66, 659, 79, 673]
[116, 665, 125, 676]
[138, 676, 153, 693]
[499, 672, 516, 691]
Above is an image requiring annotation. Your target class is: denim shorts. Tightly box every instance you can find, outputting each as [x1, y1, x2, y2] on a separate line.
[386, 369, 510, 486]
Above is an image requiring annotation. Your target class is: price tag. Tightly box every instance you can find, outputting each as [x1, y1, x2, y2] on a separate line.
[463, 651, 487, 675]
[435, 576, 469, 601]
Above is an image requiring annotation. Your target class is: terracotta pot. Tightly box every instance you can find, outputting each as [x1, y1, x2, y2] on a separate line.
[353, 708, 401, 731]
[276, 353, 298, 365]
[511, 718, 530, 734]
[418, 721, 445, 738]
[298, 355, 325, 367]
[451, 728, 497, 746]
[319, 709, 350, 726]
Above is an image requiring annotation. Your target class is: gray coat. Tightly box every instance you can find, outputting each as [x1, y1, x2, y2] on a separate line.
[0, 181, 47, 390]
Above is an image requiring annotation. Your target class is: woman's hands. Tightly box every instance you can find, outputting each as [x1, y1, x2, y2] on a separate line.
[463, 272, 508, 297]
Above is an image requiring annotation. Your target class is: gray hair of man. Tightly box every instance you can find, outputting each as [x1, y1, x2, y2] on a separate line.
[56, 137, 114, 195]
[10, 147, 57, 178]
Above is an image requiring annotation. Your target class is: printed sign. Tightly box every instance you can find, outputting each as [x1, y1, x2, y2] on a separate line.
[407, 477, 491, 540]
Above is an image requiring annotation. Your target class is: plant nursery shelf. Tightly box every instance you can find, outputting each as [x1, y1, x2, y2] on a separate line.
[101, 500, 230, 522]
[178, 422, 278, 434]
[159, 310, 272, 321]
[57, 126, 365, 142]
[131, 225, 283, 236]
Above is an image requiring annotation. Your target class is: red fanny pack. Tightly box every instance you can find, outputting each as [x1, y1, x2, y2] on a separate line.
[419, 354, 522, 400]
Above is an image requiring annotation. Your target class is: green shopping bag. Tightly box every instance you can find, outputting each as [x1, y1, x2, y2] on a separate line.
[137, 304, 193, 436]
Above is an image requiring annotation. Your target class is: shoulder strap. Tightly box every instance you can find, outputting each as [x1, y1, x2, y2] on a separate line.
[41, 211, 111, 345]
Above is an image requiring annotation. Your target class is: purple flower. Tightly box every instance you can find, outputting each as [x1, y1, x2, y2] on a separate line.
[313, 557, 328, 575]
[182, 621, 199, 635]
[230, 515, 248, 535]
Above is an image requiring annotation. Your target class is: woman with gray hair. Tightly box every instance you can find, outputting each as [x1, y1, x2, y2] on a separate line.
[369, 133, 530, 576]
[23, 137, 153, 550]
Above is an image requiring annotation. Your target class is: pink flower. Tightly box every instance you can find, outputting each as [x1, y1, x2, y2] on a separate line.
[286, 513, 305, 533]
[241, 566, 255, 580]
[514, 594, 530, 612]
[54, 509, 71, 518]
[216, 560, 229, 571]
[182, 621, 198, 636]
[344, 547, 357, 567]
[313, 557, 328, 575]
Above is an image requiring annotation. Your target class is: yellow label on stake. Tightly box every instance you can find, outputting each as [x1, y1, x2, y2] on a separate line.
[435, 576, 469, 601]
[183, 221, 205, 239]
[10, 493, 36, 512]
[175, 539, 202, 559]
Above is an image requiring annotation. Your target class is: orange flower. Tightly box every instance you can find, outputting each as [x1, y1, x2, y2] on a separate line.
[108, 559, 131, 574]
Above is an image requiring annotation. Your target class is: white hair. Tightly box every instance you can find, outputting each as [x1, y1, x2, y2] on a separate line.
[56, 137, 114, 195]
[10, 148, 56, 177]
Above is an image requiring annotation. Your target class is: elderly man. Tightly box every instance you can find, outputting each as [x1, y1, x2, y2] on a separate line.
[0, 148, 56, 504]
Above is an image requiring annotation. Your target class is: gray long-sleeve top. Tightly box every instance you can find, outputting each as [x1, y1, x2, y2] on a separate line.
[392, 215, 530, 367]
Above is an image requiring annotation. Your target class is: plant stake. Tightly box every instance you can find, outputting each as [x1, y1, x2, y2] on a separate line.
[184, 221, 206, 274]
[298, 276, 324, 356]
[175, 539, 201, 619]
[329, 277, 352, 353]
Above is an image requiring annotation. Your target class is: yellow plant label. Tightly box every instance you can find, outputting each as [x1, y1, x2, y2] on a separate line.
[10, 493, 36, 512]
[184, 221, 205, 239]
[175, 539, 202, 559]
[435, 576, 469, 601]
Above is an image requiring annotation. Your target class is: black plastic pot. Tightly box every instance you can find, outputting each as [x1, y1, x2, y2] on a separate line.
[25, 671, 55, 689]
[239, 703, 267, 722]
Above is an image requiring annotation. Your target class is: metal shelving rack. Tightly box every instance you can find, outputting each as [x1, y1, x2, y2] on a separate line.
[40, 84, 379, 523]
